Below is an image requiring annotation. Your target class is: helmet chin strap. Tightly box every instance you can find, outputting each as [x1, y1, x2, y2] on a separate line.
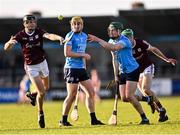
[74, 31, 81, 34]
[25, 28, 35, 34]
[110, 36, 119, 40]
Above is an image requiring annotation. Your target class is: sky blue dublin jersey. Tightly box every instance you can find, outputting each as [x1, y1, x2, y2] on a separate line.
[64, 31, 87, 69]
[108, 35, 139, 73]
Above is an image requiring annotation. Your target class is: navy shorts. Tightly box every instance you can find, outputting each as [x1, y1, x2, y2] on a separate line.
[64, 68, 90, 83]
[119, 67, 140, 85]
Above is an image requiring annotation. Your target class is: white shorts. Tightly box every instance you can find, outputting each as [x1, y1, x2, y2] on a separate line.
[24, 59, 49, 78]
[139, 64, 154, 78]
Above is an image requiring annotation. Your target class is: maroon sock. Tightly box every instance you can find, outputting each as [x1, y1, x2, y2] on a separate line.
[31, 92, 37, 97]
[156, 101, 163, 109]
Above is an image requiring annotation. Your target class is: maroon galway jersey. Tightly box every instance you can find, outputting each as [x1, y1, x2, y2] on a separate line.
[14, 28, 46, 65]
[132, 38, 153, 73]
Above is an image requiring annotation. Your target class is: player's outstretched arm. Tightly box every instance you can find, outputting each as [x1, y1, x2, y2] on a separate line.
[43, 33, 64, 45]
[4, 36, 17, 51]
[88, 34, 123, 51]
[149, 46, 177, 65]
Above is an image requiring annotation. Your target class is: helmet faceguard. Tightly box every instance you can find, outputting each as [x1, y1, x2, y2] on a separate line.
[108, 22, 123, 39]
[23, 15, 37, 22]
[70, 16, 83, 25]
[23, 14, 37, 32]
[108, 22, 123, 31]
[70, 16, 84, 33]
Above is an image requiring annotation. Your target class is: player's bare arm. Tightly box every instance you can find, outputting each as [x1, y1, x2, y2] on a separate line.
[111, 52, 119, 81]
[64, 45, 91, 60]
[148, 46, 177, 65]
[4, 36, 17, 51]
[88, 34, 123, 51]
[43, 33, 64, 44]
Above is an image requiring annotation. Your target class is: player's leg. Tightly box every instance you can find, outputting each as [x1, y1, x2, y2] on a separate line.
[23, 76, 37, 106]
[59, 68, 78, 126]
[141, 74, 168, 121]
[32, 76, 49, 128]
[25, 59, 49, 128]
[80, 79, 104, 125]
[120, 85, 129, 102]
[26, 92, 37, 106]
[70, 86, 81, 121]
[36, 59, 51, 128]
[41, 76, 49, 92]
[60, 83, 78, 126]
[126, 81, 149, 124]
[30, 76, 46, 128]
[25, 60, 49, 107]
[94, 84, 101, 102]
[119, 73, 145, 103]
[78, 87, 86, 103]
[140, 74, 155, 97]
[80, 80, 95, 113]
[125, 68, 149, 124]
[137, 75, 155, 113]
[26, 90, 37, 106]
[119, 73, 129, 102]
[62, 84, 78, 116]
[26, 77, 49, 107]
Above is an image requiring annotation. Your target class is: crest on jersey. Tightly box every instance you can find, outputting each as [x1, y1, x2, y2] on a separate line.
[80, 37, 84, 42]
[137, 48, 142, 52]
[35, 35, 39, 39]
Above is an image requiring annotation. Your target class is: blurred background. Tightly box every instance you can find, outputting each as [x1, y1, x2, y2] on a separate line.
[0, 0, 180, 103]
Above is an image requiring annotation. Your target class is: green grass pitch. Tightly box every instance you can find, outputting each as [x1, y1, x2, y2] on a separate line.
[0, 97, 179, 134]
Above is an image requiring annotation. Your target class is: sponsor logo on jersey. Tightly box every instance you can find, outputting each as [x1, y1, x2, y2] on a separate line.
[25, 42, 40, 48]
[22, 37, 28, 40]
[29, 37, 34, 41]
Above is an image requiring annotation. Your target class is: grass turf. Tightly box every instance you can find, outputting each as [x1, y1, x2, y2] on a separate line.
[0, 97, 179, 134]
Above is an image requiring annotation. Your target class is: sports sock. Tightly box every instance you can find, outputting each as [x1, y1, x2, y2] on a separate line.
[31, 92, 38, 97]
[142, 96, 150, 102]
[39, 110, 44, 115]
[140, 113, 147, 120]
[156, 101, 163, 109]
[90, 112, 97, 122]
[62, 115, 68, 123]
[74, 105, 78, 109]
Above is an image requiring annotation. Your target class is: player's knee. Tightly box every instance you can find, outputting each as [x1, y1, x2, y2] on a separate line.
[142, 87, 150, 94]
[38, 91, 45, 97]
[126, 95, 133, 102]
[86, 90, 95, 99]
[44, 85, 49, 91]
[121, 97, 129, 102]
[91, 90, 95, 97]
[67, 90, 76, 99]
[72, 91, 77, 98]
